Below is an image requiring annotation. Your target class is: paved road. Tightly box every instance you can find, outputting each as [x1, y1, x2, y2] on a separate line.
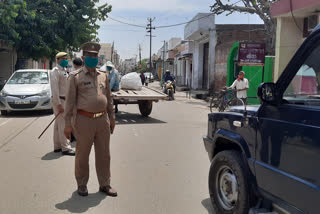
[0, 83, 214, 214]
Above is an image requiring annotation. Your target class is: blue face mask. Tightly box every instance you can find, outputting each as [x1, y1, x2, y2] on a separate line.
[60, 59, 69, 68]
[107, 67, 112, 72]
[84, 57, 98, 68]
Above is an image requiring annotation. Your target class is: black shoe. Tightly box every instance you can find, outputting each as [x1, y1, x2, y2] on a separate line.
[62, 150, 75, 156]
[54, 149, 62, 153]
[78, 185, 88, 196]
[99, 185, 118, 197]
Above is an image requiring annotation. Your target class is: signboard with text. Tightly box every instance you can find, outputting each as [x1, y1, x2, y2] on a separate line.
[238, 42, 266, 66]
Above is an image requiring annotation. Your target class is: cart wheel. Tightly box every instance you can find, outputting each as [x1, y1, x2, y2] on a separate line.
[138, 101, 153, 117]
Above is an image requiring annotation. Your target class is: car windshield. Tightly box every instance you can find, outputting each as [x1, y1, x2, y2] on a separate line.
[8, 72, 49, 84]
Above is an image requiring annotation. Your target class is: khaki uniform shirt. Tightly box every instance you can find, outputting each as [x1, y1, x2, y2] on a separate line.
[50, 65, 69, 106]
[64, 66, 115, 127]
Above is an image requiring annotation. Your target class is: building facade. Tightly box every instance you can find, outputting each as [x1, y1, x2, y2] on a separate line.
[271, 0, 320, 81]
[184, 13, 216, 90]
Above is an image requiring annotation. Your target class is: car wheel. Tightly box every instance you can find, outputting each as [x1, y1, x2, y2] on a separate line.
[1, 110, 8, 116]
[209, 150, 252, 214]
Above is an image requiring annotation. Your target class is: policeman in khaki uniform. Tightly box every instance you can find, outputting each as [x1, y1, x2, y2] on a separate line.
[50, 52, 75, 156]
[64, 42, 117, 197]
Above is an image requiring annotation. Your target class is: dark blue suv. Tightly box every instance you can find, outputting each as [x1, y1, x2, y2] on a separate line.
[203, 26, 320, 214]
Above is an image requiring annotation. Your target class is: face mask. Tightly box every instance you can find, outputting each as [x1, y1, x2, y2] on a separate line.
[107, 67, 112, 72]
[60, 60, 69, 68]
[84, 57, 98, 68]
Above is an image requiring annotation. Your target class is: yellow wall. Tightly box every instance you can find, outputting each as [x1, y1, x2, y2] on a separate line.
[274, 17, 305, 81]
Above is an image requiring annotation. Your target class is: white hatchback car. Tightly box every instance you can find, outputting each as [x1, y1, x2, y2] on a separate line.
[0, 69, 52, 115]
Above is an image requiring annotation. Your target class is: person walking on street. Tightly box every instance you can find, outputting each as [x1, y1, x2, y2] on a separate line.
[64, 42, 117, 197]
[50, 52, 75, 156]
[140, 72, 145, 85]
[228, 71, 249, 105]
[73, 57, 83, 70]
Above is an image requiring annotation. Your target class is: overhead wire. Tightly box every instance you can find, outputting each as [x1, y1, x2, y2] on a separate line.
[107, 0, 243, 30]
[155, 13, 214, 28]
[108, 13, 215, 29]
[289, 0, 303, 33]
[108, 16, 146, 28]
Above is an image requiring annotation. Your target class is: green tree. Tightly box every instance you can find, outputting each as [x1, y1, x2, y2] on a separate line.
[137, 58, 149, 73]
[0, 0, 112, 62]
[0, 0, 34, 46]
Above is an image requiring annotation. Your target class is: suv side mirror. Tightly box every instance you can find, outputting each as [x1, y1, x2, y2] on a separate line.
[258, 83, 276, 103]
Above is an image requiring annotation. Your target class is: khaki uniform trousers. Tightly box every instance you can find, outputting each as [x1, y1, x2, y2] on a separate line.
[53, 100, 71, 151]
[74, 113, 111, 187]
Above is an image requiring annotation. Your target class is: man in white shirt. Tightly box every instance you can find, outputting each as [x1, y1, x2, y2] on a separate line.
[228, 71, 249, 105]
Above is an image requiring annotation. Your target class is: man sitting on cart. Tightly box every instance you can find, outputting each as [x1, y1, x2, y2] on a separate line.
[107, 61, 120, 92]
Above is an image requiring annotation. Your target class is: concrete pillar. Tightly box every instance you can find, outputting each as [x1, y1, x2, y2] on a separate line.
[274, 17, 304, 81]
[208, 30, 217, 91]
[192, 42, 204, 89]
[182, 60, 186, 85]
[186, 60, 191, 87]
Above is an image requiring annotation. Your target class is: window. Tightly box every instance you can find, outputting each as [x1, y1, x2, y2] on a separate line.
[303, 15, 319, 38]
[284, 44, 320, 106]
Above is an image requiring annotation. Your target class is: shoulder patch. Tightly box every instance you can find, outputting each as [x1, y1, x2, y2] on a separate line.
[67, 69, 83, 80]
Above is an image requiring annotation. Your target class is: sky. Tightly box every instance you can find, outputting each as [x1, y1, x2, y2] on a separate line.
[98, 0, 263, 60]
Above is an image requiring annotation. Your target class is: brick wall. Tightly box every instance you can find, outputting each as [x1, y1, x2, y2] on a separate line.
[212, 29, 266, 92]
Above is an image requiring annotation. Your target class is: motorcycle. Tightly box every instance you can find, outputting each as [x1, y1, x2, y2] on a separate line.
[163, 80, 175, 100]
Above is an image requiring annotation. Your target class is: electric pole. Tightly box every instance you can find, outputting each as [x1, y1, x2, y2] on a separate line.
[161, 40, 166, 84]
[111, 41, 114, 63]
[139, 44, 142, 65]
[146, 17, 155, 73]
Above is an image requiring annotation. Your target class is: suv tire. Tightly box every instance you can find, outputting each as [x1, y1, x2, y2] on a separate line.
[209, 150, 252, 214]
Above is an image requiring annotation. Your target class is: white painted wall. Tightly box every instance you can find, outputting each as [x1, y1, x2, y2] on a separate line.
[208, 30, 217, 90]
[185, 13, 215, 90]
[274, 17, 305, 81]
[185, 13, 215, 41]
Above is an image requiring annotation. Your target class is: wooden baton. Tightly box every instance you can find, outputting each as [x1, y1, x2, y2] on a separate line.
[38, 112, 61, 139]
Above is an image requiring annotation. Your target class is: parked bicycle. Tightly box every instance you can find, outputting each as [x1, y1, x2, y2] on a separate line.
[210, 88, 244, 112]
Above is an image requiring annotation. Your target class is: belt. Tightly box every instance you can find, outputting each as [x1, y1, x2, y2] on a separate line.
[59, 96, 66, 100]
[77, 109, 106, 118]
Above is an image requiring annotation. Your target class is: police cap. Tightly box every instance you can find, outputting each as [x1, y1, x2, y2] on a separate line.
[56, 52, 68, 59]
[81, 42, 101, 54]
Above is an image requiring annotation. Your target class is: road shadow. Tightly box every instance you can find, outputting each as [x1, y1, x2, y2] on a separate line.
[41, 151, 62, 160]
[115, 111, 166, 125]
[0, 110, 53, 118]
[201, 198, 214, 214]
[55, 191, 106, 213]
